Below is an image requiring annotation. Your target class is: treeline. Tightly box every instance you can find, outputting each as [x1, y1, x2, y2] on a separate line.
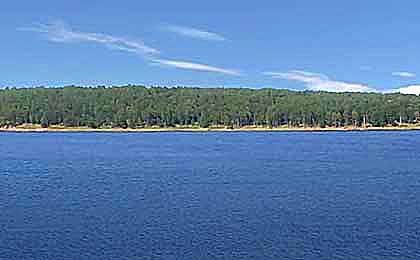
[0, 86, 420, 128]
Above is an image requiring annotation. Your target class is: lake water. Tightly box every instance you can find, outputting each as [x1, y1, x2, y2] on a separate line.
[1, 132, 420, 260]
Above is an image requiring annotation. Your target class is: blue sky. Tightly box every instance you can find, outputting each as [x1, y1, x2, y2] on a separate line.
[2, 0, 420, 93]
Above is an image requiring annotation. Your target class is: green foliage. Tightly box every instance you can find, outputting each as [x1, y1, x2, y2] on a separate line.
[0, 86, 419, 128]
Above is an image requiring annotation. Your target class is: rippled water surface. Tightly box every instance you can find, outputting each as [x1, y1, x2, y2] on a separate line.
[1, 132, 420, 260]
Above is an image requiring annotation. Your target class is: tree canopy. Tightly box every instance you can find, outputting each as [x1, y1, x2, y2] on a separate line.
[1, 86, 419, 128]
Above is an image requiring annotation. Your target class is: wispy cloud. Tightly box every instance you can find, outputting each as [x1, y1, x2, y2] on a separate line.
[21, 21, 241, 77]
[392, 71, 416, 78]
[391, 85, 420, 95]
[20, 21, 159, 56]
[264, 70, 376, 92]
[153, 59, 241, 76]
[164, 25, 226, 41]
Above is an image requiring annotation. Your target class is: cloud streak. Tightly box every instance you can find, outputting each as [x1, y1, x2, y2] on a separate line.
[392, 85, 420, 95]
[164, 25, 226, 41]
[153, 59, 241, 76]
[21, 21, 159, 56]
[392, 71, 416, 78]
[264, 70, 376, 93]
[21, 21, 241, 77]
[265, 70, 420, 95]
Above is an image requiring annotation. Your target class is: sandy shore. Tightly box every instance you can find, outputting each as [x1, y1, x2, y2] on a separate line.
[1, 125, 420, 133]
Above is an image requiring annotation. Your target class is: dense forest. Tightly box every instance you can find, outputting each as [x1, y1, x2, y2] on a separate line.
[1, 86, 420, 128]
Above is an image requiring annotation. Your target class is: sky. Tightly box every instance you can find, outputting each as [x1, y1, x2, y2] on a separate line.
[2, 0, 420, 94]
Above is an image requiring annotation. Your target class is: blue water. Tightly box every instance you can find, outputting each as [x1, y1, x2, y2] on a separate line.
[1, 132, 420, 260]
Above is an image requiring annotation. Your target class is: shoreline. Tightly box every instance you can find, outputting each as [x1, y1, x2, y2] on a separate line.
[2, 125, 420, 133]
